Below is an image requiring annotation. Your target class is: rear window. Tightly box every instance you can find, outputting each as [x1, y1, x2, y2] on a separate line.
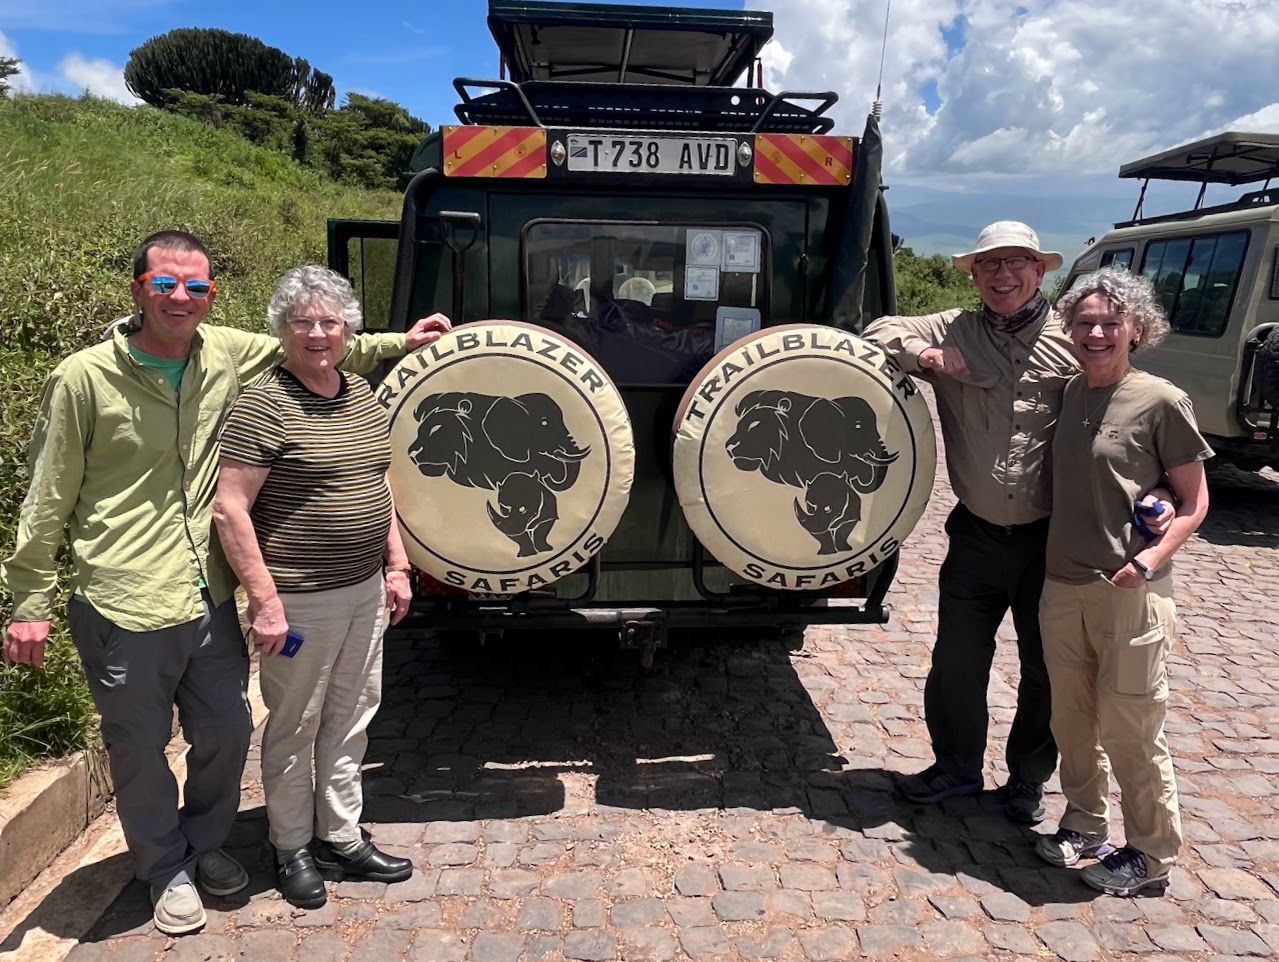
[1140, 230, 1250, 337]
[1100, 248, 1133, 270]
[524, 221, 769, 385]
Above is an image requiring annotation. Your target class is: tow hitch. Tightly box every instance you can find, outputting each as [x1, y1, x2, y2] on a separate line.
[620, 616, 668, 669]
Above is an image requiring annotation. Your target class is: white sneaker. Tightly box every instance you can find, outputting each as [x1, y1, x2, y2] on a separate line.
[196, 848, 249, 896]
[152, 881, 207, 935]
[1035, 828, 1114, 867]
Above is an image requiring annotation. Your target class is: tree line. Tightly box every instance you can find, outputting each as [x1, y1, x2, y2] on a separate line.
[123, 28, 428, 191]
[891, 246, 982, 315]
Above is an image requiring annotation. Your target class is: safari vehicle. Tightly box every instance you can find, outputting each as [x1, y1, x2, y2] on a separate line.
[1061, 131, 1279, 472]
[328, 0, 935, 661]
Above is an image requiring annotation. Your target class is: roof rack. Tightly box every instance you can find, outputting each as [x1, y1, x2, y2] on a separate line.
[452, 78, 837, 134]
[488, 0, 773, 87]
[1120, 131, 1279, 223]
[1114, 188, 1279, 229]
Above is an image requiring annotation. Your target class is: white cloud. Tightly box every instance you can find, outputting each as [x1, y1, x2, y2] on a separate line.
[1, 28, 137, 103]
[56, 53, 140, 104]
[749, 0, 1279, 178]
[1215, 103, 1279, 134]
[1, 29, 36, 94]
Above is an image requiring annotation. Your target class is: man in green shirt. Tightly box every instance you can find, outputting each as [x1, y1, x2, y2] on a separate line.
[0, 230, 449, 936]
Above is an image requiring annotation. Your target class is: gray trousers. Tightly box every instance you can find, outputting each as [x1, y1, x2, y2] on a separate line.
[68, 594, 252, 888]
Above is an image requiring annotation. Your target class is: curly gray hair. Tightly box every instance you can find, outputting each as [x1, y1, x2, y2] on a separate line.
[266, 265, 363, 337]
[1056, 266, 1170, 352]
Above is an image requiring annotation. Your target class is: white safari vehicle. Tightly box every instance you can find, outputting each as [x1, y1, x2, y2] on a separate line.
[1060, 131, 1279, 472]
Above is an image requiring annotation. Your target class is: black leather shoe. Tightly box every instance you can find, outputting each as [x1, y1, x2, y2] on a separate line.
[277, 848, 326, 909]
[1000, 779, 1047, 825]
[311, 839, 413, 883]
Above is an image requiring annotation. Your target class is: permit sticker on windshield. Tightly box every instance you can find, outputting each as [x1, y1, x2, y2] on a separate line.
[721, 230, 761, 272]
[686, 229, 722, 267]
[685, 266, 720, 301]
[714, 307, 761, 351]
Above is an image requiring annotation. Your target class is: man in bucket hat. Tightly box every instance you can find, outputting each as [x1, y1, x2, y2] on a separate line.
[865, 221, 1170, 826]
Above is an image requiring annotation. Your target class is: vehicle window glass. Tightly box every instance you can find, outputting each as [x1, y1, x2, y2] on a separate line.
[1140, 231, 1248, 338]
[346, 235, 397, 331]
[1100, 248, 1133, 270]
[524, 222, 769, 385]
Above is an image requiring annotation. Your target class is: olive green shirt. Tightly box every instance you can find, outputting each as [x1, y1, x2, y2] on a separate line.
[0, 319, 407, 631]
[864, 307, 1080, 527]
[1047, 370, 1213, 583]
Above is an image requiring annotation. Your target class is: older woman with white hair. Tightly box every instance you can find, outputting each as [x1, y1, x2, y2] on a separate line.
[1034, 267, 1211, 896]
[213, 266, 449, 908]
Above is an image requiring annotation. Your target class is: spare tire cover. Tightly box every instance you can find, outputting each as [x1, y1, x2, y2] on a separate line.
[378, 320, 635, 594]
[673, 324, 936, 590]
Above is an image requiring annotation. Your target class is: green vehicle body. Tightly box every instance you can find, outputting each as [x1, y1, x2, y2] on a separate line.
[328, 0, 900, 654]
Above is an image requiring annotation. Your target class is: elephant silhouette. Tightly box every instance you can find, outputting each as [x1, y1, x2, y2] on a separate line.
[409, 392, 590, 490]
[486, 472, 558, 557]
[408, 392, 590, 555]
[793, 473, 863, 555]
[725, 390, 898, 552]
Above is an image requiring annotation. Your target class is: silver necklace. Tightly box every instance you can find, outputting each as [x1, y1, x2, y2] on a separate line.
[1082, 371, 1131, 429]
[1082, 394, 1109, 430]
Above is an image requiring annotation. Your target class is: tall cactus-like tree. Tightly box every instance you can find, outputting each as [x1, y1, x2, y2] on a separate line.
[123, 29, 331, 113]
[0, 57, 21, 97]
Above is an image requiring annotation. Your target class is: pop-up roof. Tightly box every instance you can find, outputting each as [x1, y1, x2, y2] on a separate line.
[487, 0, 774, 86]
[1119, 131, 1279, 186]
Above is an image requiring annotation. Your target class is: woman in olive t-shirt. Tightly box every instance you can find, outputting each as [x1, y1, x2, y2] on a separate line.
[1036, 268, 1211, 897]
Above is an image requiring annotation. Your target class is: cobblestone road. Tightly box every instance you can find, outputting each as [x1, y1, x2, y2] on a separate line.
[62, 443, 1279, 961]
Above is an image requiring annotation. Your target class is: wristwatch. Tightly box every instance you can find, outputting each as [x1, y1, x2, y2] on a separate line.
[1130, 557, 1157, 581]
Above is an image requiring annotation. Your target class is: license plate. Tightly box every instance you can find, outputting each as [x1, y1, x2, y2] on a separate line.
[566, 134, 737, 175]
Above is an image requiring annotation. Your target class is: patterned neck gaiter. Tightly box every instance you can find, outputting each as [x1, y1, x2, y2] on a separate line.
[982, 291, 1049, 335]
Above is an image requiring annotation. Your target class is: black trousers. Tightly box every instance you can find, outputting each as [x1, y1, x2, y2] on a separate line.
[924, 503, 1058, 784]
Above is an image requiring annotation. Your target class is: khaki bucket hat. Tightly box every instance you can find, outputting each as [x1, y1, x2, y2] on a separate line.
[952, 221, 1063, 272]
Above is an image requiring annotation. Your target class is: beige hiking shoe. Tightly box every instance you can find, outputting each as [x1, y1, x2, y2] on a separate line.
[152, 881, 207, 935]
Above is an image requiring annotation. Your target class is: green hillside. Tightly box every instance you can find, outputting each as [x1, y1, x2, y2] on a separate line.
[0, 95, 403, 788]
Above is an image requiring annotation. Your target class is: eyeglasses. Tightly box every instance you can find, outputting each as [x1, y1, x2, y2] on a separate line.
[138, 272, 215, 298]
[974, 255, 1038, 273]
[286, 316, 345, 334]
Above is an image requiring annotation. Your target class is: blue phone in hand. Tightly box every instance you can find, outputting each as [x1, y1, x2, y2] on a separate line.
[1133, 500, 1166, 541]
[281, 630, 304, 658]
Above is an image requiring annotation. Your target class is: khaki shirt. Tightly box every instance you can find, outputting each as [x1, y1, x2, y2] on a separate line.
[1047, 370, 1212, 583]
[864, 307, 1080, 526]
[0, 321, 407, 631]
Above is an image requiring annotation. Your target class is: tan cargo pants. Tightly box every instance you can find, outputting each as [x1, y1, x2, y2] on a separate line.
[259, 572, 387, 853]
[1040, 575, 1182, 873]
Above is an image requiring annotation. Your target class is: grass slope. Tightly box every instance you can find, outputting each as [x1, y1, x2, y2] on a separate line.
[0, 94, 402, 789]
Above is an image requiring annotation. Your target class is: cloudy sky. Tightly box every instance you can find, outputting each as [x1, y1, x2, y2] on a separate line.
[3, 0, 1276, 258]
[755, 0, 1279, 179]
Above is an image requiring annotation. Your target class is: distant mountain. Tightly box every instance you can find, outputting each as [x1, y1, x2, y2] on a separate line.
[881, 176, 1154, 268]
[882, 174, 1242, 272]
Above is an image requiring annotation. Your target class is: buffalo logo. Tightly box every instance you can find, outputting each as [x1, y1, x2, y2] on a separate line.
[725, 391, 899, 555]
[409, 392, 590, 557]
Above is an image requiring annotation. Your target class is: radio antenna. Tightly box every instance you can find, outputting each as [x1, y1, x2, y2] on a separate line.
[873, 0, 892, 119]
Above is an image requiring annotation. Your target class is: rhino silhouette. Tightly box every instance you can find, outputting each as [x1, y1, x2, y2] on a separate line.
[793, 473, 862, 555]
[486, 472, 558, 557]
[725, 390, 898, 552]
[408, 392, 590, 555]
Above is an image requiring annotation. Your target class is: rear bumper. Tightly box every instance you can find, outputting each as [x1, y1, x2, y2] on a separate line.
[396, 598, 889, 632]
[404, 550, 899, 633]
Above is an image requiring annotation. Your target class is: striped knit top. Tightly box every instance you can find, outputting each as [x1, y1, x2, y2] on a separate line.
[219, 368, 392, 593]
